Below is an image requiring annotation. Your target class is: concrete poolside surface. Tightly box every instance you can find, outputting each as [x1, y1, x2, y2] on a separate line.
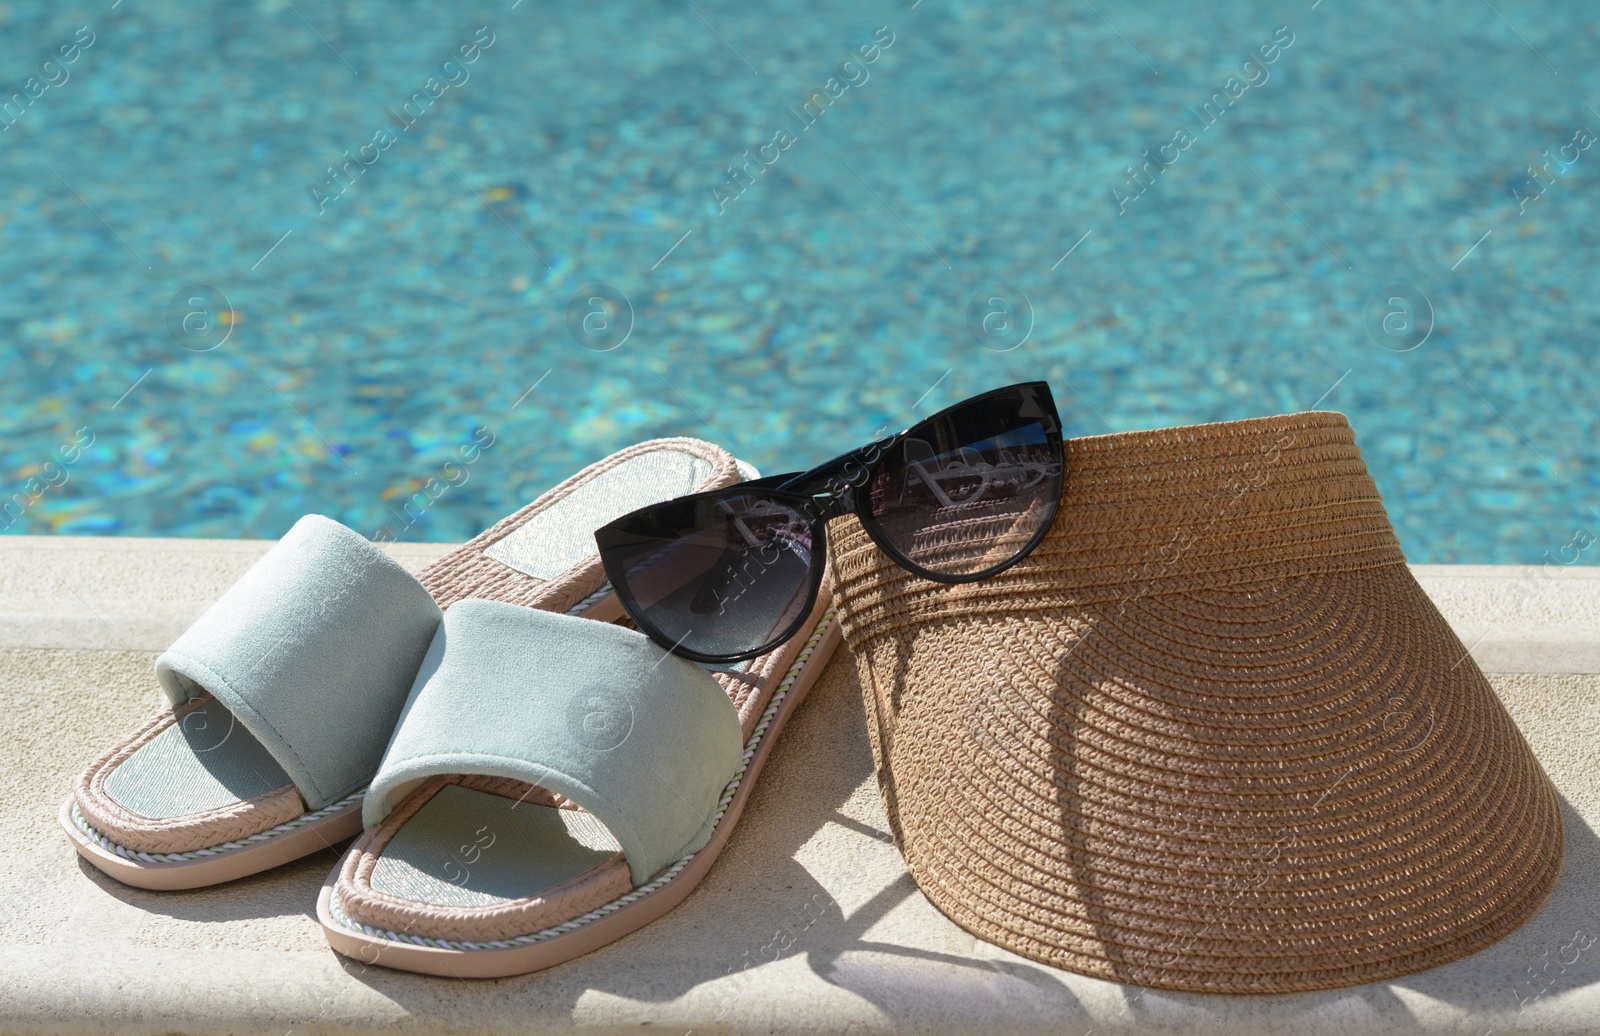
[1, 535, 1598, 1035]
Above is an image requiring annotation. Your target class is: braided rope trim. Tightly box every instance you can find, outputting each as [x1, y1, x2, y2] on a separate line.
[71, 792, 363, 865]
[565, 583, 613, 616]
[329, 608, 838, 953]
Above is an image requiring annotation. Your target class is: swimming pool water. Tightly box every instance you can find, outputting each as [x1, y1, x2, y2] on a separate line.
[1, 0, 1596, 564]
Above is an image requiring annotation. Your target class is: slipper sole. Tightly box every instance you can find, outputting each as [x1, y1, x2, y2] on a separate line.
[60, 794, 364, 891]
[316, 615, 841, 978]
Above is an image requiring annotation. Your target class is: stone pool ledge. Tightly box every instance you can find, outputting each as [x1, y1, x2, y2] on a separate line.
[2, 536, 1599, 1036]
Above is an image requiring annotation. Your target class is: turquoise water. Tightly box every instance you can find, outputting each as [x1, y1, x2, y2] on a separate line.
[1, 0, 1596, 563]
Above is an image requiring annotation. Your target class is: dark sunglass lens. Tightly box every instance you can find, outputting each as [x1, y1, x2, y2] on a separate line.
[863, 388, 1063, 578]
[607, 492, 817, 659]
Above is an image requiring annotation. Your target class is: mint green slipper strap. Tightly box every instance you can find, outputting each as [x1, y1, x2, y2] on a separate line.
[155, 515, 444, 810]
[365, 599, 743, 887]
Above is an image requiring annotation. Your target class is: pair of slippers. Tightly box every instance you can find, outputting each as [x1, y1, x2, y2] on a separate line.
[60, 438, 840, 978]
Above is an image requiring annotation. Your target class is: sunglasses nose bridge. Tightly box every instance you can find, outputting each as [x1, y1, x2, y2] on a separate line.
[805, 485, 856, 524]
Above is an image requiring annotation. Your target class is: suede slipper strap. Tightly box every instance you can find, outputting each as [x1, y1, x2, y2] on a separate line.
[365, 599, 743, 887]
[155, 515, 444, 810]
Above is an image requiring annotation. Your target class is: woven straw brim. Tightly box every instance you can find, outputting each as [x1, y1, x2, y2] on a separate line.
[827, 410, 1562, 994]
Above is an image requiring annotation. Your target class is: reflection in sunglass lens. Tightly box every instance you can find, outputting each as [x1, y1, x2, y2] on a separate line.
[606, 492, 817, 660]
[864, 404, 1062, 578]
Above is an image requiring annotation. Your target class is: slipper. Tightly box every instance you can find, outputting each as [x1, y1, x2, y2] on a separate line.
[316, 586, 839, 976]
[62, 438, 743, 890]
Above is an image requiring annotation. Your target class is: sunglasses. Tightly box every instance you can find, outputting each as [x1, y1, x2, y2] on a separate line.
[594, 382, 1065, 663]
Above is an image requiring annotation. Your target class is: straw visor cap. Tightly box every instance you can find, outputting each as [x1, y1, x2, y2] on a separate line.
[826, 410, 1562, 993]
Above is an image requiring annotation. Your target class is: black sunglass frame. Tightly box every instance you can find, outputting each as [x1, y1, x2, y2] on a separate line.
[594, 381, 1064, 663]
